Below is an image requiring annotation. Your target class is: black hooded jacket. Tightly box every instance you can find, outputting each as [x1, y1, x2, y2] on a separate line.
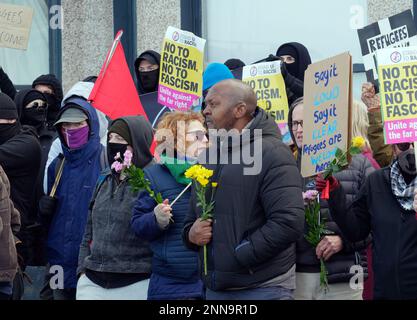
[288, 104, 372, 283]
[276, 42, 312, 82]
[134, 50, 161, 95]
[110, 116, 154, 168]
[182, 108, 304, 291]
[14, 89, 58, 232]
[0, 124, 41, 265]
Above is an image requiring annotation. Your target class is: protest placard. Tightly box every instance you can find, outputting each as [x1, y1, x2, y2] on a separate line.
[242, 61, 289, 124]
[242, 61, 291, 144]
[358, 10, 417, 85]
[158, 26, 206, 111]
[0, 3, 33, 50]
[377, 47, 417, 144]
[301, 52, 352, 178]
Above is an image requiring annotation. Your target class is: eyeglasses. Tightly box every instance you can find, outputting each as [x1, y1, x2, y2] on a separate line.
[397, 142, 412, 152]
[291, 120, 303, 131]
[138, 65, 159, 73]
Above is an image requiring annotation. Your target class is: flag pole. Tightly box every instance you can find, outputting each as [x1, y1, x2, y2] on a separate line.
[103, 31, 124, 76]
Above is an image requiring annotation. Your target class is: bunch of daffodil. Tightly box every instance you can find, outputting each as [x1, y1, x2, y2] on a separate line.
[185, 165, 217, 275]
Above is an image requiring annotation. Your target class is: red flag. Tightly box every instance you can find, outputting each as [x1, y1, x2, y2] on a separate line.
[89, 30, 147, 120]
[90, 30, 156, 154]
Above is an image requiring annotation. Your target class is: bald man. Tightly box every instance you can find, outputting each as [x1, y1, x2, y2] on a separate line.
[182, 79, 305, 300]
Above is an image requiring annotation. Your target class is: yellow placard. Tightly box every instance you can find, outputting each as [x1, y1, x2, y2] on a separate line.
[379, 61, 417, 121]
[159, 39, 204, 96]
[158, 27, 206, 110]
[242, 61, 289, 124]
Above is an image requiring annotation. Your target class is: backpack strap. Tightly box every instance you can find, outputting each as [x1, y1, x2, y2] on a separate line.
[50, 154, 65, 197]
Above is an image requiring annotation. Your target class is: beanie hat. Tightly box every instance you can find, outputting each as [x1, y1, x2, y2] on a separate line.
[108, 119, 132, 146]
[203, 63, 235, 92]
[224, 58, 246, 71]
[0, 93, 18, 120]
[276, 45, 299, 60]
[23, 90, 47, 108]
[32, 74, 64, 102]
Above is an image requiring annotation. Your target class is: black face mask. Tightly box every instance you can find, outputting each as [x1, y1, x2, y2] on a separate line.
[107, 143, 129, 171]
[139, 70, 159, 92]
[0, 123, 20, 145]
[398, 148, 416, 176]
[21, 108, 47, 129]
[285, 62, 300, 80]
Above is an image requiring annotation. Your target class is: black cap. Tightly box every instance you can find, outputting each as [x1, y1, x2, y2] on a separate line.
[0, 93, 18, 120]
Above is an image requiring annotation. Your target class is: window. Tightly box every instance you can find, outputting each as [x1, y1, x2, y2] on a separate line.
[202, 0, 368, 99]
[0, 0, 50, 85]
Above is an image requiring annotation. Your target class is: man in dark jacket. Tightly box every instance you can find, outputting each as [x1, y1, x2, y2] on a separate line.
[15, 89, 57, 172]
[288, 97, 373, 299]
[182, 79, 304, 300]
[328, 143, 417, 300]
[0, 93, 42, 268]
[32, 74, 63, 129]
[14, 89, 58, 265]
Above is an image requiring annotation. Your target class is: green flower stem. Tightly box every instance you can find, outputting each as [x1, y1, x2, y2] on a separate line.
[320, 258, 329, 292]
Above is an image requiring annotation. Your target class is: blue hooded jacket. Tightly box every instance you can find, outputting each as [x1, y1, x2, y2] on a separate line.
[46, 98, 103, 289]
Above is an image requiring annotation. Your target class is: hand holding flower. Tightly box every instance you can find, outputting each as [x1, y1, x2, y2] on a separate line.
[154, 199, 173, 230]
[316, 235, 343, 261]
[189, 218, 213, 246]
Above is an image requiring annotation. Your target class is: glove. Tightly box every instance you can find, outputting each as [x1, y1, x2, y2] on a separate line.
[39, 195, 58, 218]
[315, 174, 340, 199]
[154, 200, 172, 230]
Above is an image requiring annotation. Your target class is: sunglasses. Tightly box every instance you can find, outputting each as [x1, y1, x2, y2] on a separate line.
[397, 142, 412, 152]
